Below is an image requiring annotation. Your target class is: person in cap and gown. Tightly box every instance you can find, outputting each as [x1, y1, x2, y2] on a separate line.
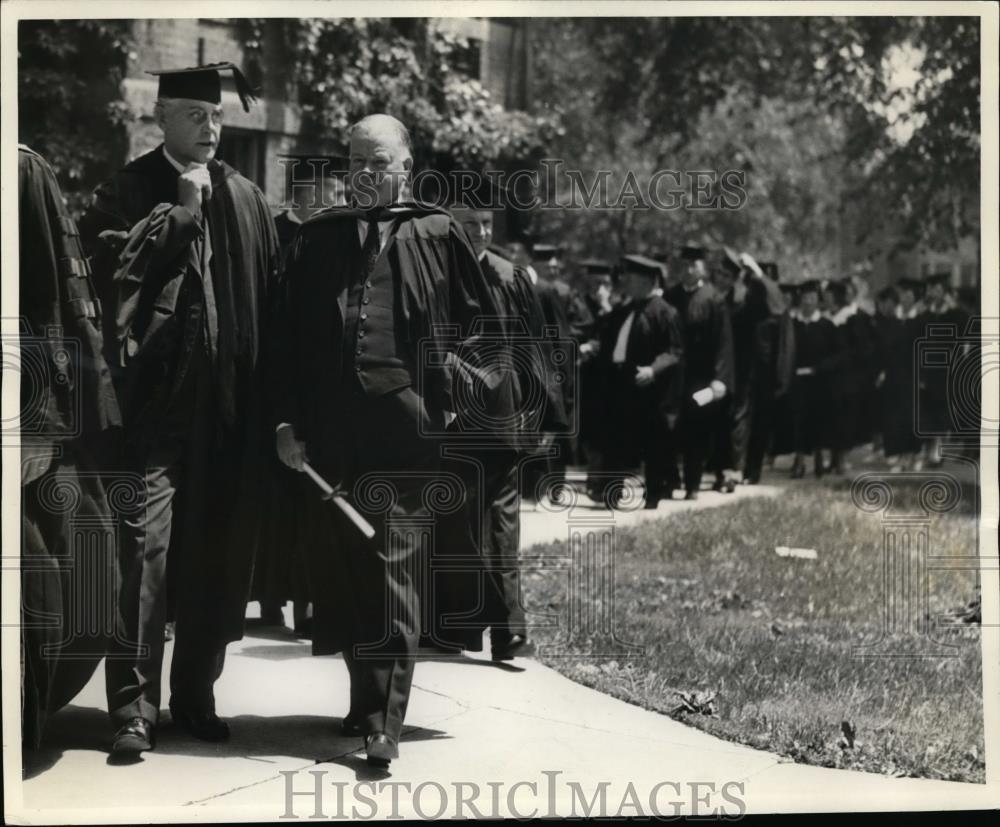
[595, 255, 684, 508]
[707, 247, 756, 492]
[79, 63, 279, 753]
[872, 286, 921, 468]
[823, 278, 877, 473]
[272, 114, 514, 766]
[18, 146, 123, 751]
[789, 280, 838, 477]
[767, 277, 801, 462]
[664, 246, 735, 499]
[448, 200, 567, 660]
[520, 242, 588, 501]
[733, 258, 795, 485]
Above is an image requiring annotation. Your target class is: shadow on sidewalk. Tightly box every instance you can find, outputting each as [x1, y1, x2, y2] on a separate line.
[24, 705, 449, 780]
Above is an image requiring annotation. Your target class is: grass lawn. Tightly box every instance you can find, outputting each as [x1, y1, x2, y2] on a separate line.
[521, 476, 985, 782]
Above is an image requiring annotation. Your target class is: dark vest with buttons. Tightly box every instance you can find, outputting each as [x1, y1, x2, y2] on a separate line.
[342, 225, 413, 395]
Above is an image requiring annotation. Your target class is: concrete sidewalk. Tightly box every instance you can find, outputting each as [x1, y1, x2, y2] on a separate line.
[15, 625, 992, 822]
[12, 480, 995, 821]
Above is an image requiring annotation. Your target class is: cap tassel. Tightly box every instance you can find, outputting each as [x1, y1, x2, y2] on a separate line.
[229, 65, 259, 113]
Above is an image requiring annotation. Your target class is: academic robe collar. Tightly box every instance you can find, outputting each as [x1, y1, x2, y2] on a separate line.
[897, 303, 922, 320]
[793, 309, 823, 323]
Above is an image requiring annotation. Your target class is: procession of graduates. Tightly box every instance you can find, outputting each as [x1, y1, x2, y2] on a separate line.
[16, 59, 973, 771]
[522, 245, 973, 505]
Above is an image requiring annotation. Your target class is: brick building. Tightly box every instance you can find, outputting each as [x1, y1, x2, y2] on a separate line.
[121, 17, 532, 208]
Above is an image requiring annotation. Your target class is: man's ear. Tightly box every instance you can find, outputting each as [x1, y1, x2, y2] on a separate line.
[403, 156, 413, 171]
[153, 101, 167, 130]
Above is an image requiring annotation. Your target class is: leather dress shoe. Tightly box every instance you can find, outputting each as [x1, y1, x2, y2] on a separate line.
[340, 713, 366, 737]
[112, 716, 154, 753]
[169, 705, 230, 742]
[492, 633, 533, 662]
[365, 733, 399, 767]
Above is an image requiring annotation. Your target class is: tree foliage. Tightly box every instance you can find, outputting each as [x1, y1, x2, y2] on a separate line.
[530, 16, 980, 267]
[17, 20, 133, 218]
[245, 18, 561, 171]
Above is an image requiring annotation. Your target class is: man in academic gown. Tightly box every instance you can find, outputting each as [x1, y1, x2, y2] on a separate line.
[522, 242, 591, 497]
[18, 146, 123, 750]
[664, 246, 735, 499]
[79, 63, 279, 752]
[449, 201, 567, 661]
[597, 255, 685, 508]
[272, 115, 514, 766]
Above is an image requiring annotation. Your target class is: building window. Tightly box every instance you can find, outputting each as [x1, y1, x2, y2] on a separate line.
[216, 127, 266, 190]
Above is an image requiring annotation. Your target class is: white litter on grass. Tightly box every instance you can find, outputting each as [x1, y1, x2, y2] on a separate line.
[775, 546, 819, 560]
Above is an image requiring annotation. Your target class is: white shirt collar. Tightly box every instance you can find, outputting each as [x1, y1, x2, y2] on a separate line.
[526, 265, 538, 285]
[162, 145, 188, 175]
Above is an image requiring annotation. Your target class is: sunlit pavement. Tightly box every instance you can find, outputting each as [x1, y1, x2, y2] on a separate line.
[13, 455, 991, 821]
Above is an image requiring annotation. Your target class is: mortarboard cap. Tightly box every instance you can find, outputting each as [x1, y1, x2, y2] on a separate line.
[532, 243, 563, 261]
[896, 276, 924, 295]
[148, 62, 258, 113]
[579, 258, 613, 276]
[925, 272, 952, 287]
[797, 279, 822, 295]
[620, 254, 665, 280]
[680, 244, 706, 261]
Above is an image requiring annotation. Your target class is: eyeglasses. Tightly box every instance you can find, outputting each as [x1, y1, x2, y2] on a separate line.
[186, 107, 225, 126]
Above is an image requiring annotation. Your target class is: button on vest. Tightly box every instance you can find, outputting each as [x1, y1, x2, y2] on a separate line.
[342, 223, 413, 395]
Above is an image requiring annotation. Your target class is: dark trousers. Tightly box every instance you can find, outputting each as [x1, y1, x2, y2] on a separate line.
[333, 385, 443, 741]
[679, 396, 719, 493]
[105, 345, 225, 726]
[600, 368, 677, 504]
[480, 463, 526, 646]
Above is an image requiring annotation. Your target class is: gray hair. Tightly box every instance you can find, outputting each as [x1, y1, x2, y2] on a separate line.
[349, 114, 413, 158]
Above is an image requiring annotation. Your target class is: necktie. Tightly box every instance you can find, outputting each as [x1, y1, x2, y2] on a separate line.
[361, 213, 382, 281]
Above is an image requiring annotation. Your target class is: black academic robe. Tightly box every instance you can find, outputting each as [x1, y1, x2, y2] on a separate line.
[479, 250, 568, 443]
[791, 313, 839, 453]
[598, 295, 685, 467]
[18, 145, 122, 748]
[873, 311, 921, 456]
[665, 281, 735, 395]
[252, 208, 310, 612]
[79, 145, 279, 649]
[917, 302, 967, 434]
[272, 204, 515, 655]
[828, 306, 879, 450]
